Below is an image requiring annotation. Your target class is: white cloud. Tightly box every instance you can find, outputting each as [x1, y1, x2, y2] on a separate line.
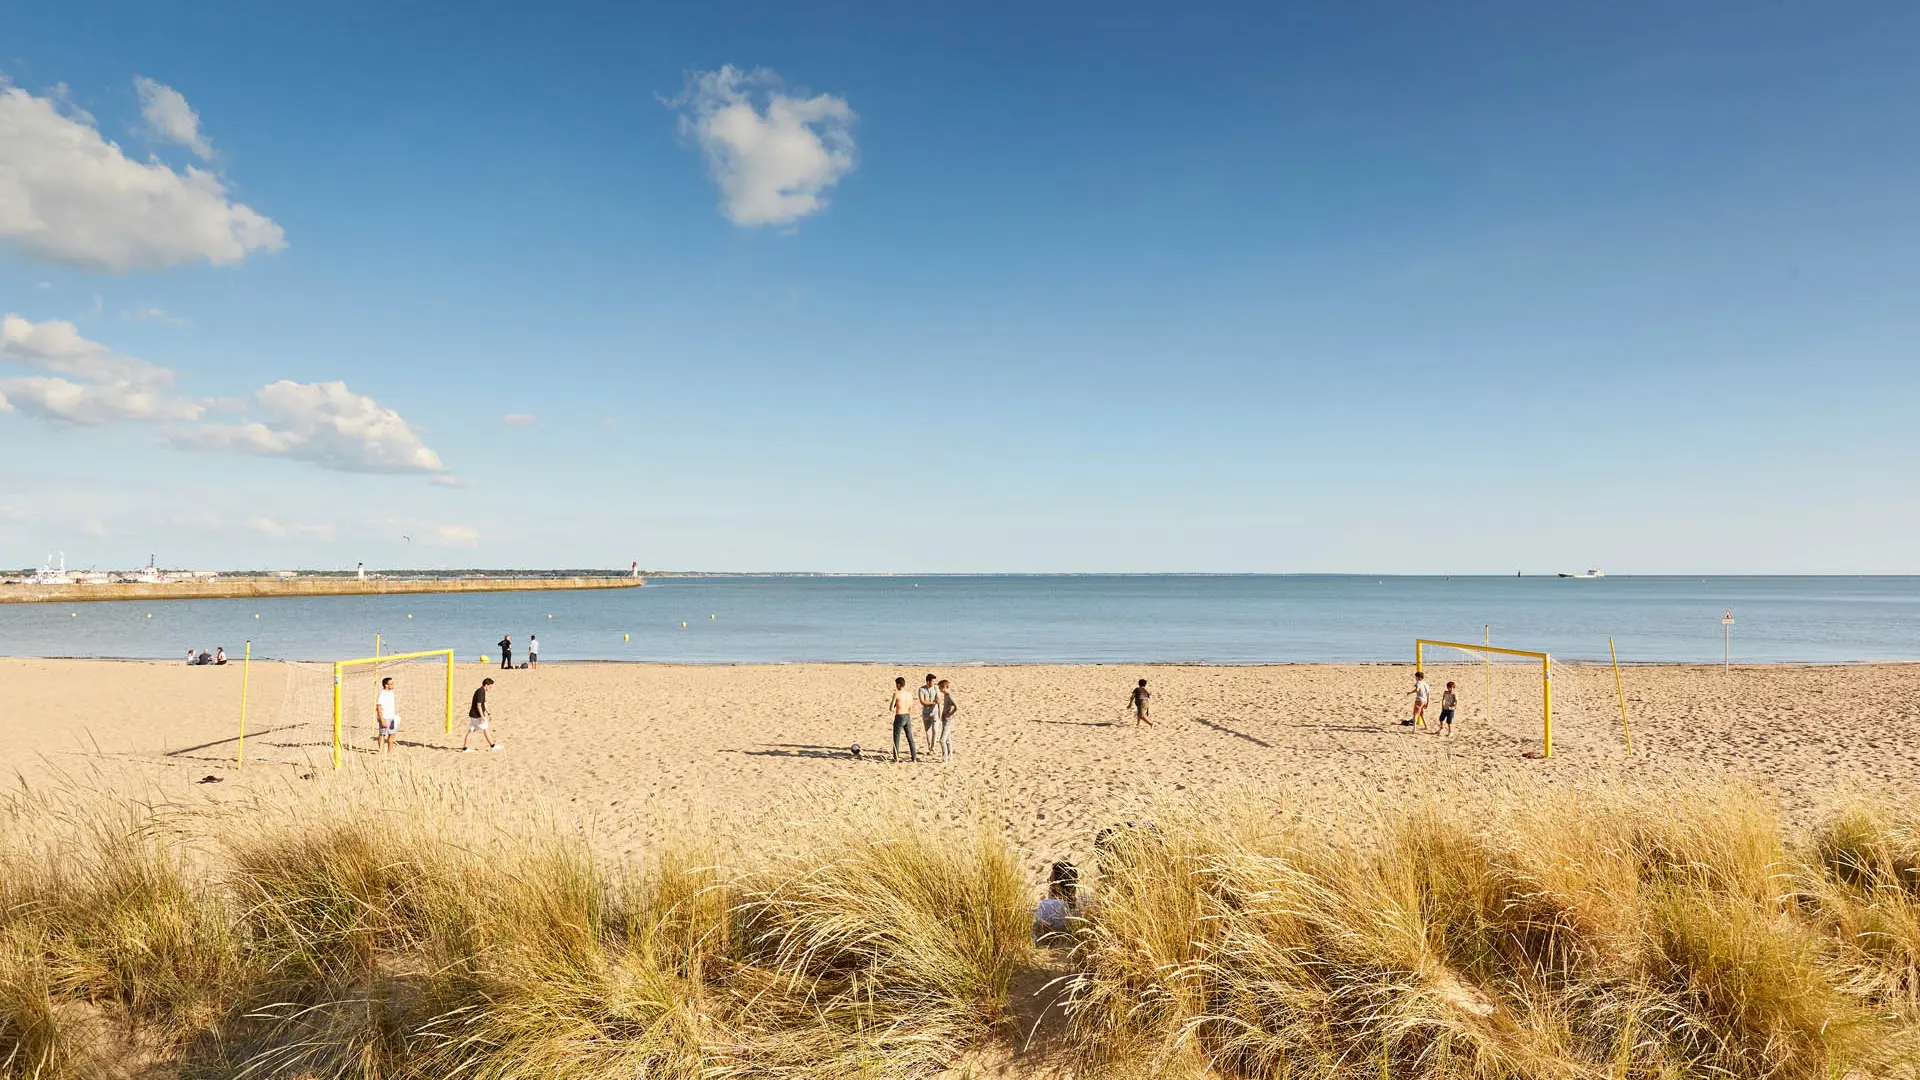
[248, 517, 332, 540]
[0, 374, 201, 425]
[0, 312, 200, 424]
[175, 380, 446, 475]
[81, 520, 108, 537]
[428, 524, 479, 548]
[501, 412, 536, 427]
[429, 474, 471, 488]
[133, 76, 213, 159]
[0, 315, 448, 477]
[0, 81, 284, 271]
[123, 305, 186, 327]
[672, 66, 856, 227]
[2, 313, 175, 384]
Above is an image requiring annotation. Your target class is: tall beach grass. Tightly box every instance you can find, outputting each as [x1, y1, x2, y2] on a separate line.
[1, 778, 1916, 1079]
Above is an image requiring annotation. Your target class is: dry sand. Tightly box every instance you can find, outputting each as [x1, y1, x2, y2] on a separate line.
[4, 658, 1916, 876]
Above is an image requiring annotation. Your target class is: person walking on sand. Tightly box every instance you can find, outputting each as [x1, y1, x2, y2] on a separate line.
[464, 677, 502, 751]
[937, 678, 959, 763]
[374, 676, 399, 756]
[889, 676, 919, 763]
[528, 635, 539, 669]
[1437, 681, 1457, 737]
[918, 673, 940, 747]
[1405, 670, 1430, 728]
[1129, 679, 1153, 727]
[498, 634, 513, 670]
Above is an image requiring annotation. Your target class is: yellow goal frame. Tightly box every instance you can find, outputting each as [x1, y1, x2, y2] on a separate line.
[1416, 639, 1554, 757]
[331, 649, 456, 769]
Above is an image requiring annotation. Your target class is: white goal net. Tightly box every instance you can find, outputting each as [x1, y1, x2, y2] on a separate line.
[240, 651, 453, 769]
[1415, 640, 1630, 757]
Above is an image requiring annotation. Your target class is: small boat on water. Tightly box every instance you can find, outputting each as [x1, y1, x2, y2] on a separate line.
[1557, 568, 1605, 579]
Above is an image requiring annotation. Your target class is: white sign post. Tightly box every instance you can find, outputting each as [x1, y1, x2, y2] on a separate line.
[1721, 611, 1734, 673]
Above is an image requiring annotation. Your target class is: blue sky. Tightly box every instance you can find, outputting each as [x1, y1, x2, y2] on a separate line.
[1, 2, 1916, 573]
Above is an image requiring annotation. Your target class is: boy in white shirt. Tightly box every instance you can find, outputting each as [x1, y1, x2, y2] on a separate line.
[917, 674, 940, 747]
[1404, 671, 1429, 728]
[374, 676, 399, 755]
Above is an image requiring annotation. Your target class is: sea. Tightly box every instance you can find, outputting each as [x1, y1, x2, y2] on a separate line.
[1, 575, 1915, 665]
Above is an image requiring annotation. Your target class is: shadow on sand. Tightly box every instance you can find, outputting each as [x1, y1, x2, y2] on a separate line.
[1192, 716, 1273, 748]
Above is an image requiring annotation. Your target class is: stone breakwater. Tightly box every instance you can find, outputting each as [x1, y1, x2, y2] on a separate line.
[0, 576, 644, 604]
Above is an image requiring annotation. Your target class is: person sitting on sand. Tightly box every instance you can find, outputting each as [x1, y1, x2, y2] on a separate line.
[1034, 861, 1081, 943]
[374, 676, 399, 756]
[1129, 679, 1153, 727]
[889, 676, 919, 762]
[185, 649, 196, 665]
[214, 647, 226, 665]
[1437, 681, 1457, 737]
[195, 649, 213, 666]
[464, 677, 501, 752]
[1404, 670, 1429, 728]
[918, 673, 940, 747]
[937, 678, 958, 763]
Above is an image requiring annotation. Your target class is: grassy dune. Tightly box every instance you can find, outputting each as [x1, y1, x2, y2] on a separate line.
[0, 781, 1915, 1079]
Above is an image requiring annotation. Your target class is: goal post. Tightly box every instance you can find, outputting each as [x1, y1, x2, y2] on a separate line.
[330, 648, 456, 769]
[1416, 638, 1554, 757]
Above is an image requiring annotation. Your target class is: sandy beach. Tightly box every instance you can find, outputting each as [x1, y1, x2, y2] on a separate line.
[6, 657, 1915, 877]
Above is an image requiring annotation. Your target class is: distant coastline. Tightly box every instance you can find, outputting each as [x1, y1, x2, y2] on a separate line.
[0, 574, 644, 605]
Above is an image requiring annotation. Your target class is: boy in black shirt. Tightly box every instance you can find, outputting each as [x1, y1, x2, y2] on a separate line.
[464, 677, 502, 751]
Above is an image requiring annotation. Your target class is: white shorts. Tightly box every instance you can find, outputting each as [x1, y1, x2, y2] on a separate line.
[378, 718, 398, 735]
[469, 716, 489, 731]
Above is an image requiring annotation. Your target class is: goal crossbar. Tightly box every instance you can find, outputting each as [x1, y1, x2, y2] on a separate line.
[1415, 638, 1555, 757]
[331, 649, 456, 769]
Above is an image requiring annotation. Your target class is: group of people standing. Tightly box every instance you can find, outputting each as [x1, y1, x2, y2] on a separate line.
[881, 675, 1156, 763]
[497, 633, 539, 669]
[888, 674, 960, 763]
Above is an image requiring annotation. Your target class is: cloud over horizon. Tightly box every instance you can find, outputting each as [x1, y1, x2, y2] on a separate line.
[672, 66, 856, 228]
[428, 524, 479, 548]
[1, 314, 449, 478]
[174, 380, 447, 475]
[0, 312, 201, 424]
[0, 79, 283, 271]
[247, 517, 334, 540]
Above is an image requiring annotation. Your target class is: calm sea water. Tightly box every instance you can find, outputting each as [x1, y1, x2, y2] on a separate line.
[1, 575, 1914, 664]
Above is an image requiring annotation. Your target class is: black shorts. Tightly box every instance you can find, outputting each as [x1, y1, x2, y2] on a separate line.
[1438, 708, 1455, 724]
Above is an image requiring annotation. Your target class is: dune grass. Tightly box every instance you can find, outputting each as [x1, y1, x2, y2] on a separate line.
[1064, 787, 1920, 1079]
[0, 780, 1916, 1079]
